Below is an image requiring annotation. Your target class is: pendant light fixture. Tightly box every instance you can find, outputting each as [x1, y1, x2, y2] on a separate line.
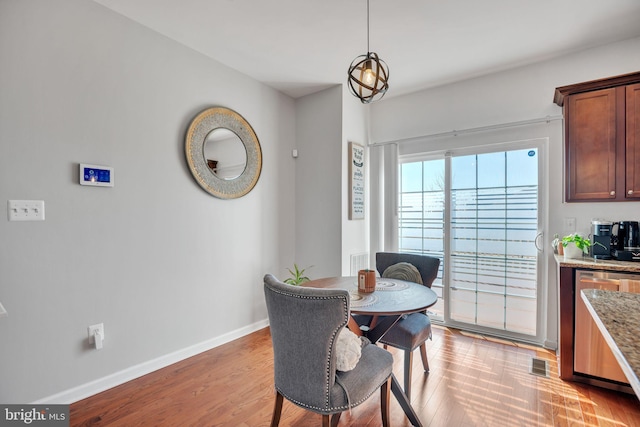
[347, 0, 389, 104]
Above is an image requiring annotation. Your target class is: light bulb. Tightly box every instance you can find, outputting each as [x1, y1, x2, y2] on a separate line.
[363, 68, 376, 86]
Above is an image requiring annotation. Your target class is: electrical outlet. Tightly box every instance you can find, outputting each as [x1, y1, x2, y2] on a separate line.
[88, 323, 104, 347]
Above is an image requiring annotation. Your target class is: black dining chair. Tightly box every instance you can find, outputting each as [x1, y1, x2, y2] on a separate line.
[263, 274, 393, 427]
[375, 252, 440, 399]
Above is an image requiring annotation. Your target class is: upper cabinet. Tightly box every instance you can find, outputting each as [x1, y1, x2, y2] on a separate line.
[555, 72, 640, 202]
[627, 83, 640, 200]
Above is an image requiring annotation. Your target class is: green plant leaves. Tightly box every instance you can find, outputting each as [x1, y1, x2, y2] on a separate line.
[284, 264, 312, 286]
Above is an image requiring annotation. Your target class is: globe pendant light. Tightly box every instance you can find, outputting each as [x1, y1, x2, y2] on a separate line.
[347, 0, 389, 104]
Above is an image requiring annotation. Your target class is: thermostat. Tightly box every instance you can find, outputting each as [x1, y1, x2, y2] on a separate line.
[80, 164, 114, 187]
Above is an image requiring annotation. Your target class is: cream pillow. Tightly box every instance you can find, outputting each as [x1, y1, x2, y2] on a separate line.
[335, 328, 364, 372]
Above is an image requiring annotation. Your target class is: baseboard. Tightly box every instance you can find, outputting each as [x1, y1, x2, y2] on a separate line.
[33, 319, 270, 404]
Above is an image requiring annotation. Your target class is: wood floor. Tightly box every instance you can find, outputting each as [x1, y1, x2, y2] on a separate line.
[70, 325, 640, 426]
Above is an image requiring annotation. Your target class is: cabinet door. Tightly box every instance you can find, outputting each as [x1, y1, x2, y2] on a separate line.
[626, 83, 640, 199]
[566, 88, 617, 201]
[574, 277, 627, 383]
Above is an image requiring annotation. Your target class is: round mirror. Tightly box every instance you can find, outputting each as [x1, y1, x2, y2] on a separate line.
[185, 107, 262, 199]
[203, 128, 247, 180]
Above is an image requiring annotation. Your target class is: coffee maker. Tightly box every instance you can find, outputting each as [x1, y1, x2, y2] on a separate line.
[611, 220, 640, 261]
[591, 220, 613, 259]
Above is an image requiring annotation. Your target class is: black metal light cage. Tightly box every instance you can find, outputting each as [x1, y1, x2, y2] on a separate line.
[348, 52, 389, 104]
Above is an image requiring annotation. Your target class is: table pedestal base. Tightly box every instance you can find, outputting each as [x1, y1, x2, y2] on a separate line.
[391, 373, 423, 427]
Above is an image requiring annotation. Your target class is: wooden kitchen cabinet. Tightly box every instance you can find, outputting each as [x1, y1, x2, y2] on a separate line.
[555, 72, 640, 202]
[554, 256, 640, 393]
[565, 87, 618, 201]
[626, 83, 640, 198]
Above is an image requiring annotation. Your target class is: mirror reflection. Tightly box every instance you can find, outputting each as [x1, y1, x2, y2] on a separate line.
[203, 128, 247, 180]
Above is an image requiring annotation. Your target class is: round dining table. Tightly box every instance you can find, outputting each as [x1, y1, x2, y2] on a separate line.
[302, 276, 437, 427]
[306, 276, 437, 314]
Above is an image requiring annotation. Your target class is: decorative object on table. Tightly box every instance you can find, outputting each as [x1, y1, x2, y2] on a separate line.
[348, 141, 365, 220]
[263, 274, 393, 426]
[561, 233, 592, 259]
[185, 107, 262, 199]
[358, 269, 376, 293]
[283, 264, 312, 286]
[347, 0, 389, 103]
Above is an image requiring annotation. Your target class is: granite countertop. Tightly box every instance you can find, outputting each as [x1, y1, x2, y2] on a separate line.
[581, 289, 640, 397]
[554, 254, 640, 273]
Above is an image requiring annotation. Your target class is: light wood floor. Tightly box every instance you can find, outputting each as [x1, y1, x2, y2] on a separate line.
[70, 325, 640, 426]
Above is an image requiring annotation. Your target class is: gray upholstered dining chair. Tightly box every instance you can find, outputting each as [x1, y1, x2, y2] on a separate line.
[263, 274, 393, 427]
[375, 252, 440, 399]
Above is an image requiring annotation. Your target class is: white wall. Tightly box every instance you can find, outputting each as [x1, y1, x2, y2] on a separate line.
[369, 36, 640, 348]
[293, 86, 343, 278]
[0, 0, 296, 403]
[293, 85, 370, 279]
[341, 89, 370, 275]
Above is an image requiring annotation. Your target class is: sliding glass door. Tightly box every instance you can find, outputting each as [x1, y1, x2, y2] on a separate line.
[398, 141, 543, 341]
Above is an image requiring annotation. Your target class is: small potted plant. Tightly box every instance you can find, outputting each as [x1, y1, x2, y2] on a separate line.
[284, 264, 312, 285]
[561, 233, 593, 259]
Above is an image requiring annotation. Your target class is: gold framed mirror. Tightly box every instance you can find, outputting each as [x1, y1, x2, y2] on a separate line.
[185, 107, 262, 199]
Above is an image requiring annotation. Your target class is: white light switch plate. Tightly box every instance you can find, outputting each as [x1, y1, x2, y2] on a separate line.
[7, 200, 45, 221]
[563, 217, 576, 233]
[0, 301, 7, 318]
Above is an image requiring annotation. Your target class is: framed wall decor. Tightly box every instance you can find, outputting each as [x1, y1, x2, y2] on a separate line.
[349, 141, 365, 220]
[185, 107, 262, 199]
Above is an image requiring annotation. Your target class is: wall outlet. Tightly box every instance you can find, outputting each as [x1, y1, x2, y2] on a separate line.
[88, 323, 104, 349]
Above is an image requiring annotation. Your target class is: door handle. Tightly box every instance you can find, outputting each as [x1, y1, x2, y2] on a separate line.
[535, 232, 543, 252]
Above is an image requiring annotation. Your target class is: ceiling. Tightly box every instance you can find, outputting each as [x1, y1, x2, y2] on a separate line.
[94, 0, 640, 99]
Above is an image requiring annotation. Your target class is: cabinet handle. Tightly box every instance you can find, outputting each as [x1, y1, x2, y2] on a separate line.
[610, 191, 616, 196]
[629, 190, 634, 195]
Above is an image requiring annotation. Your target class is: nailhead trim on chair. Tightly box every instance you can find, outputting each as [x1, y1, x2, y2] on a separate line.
[269, 286, 349, 411]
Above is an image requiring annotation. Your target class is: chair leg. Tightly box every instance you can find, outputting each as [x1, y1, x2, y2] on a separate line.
[330, 412, 342, 427]
[270, 391, 284, 427]
[380, 377, 391, 427]
[420, 343, 430, 373]
[322, 415, 330, 427]
[404, 349, 413, 400]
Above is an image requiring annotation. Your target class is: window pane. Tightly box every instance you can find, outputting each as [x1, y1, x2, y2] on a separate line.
[399, 159, 445, 320]
[451, 155, 476, 189]
[401, 162, 422, 193]
[478, 152, 505, 188]
[507, 149, 538, 187]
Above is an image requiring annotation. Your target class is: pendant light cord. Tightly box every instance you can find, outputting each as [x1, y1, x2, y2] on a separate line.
[366, 0, 370, 53]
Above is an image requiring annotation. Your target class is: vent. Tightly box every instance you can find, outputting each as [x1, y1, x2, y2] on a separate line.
[530, 357, 549, 377]
[350, 253, 369, 276]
